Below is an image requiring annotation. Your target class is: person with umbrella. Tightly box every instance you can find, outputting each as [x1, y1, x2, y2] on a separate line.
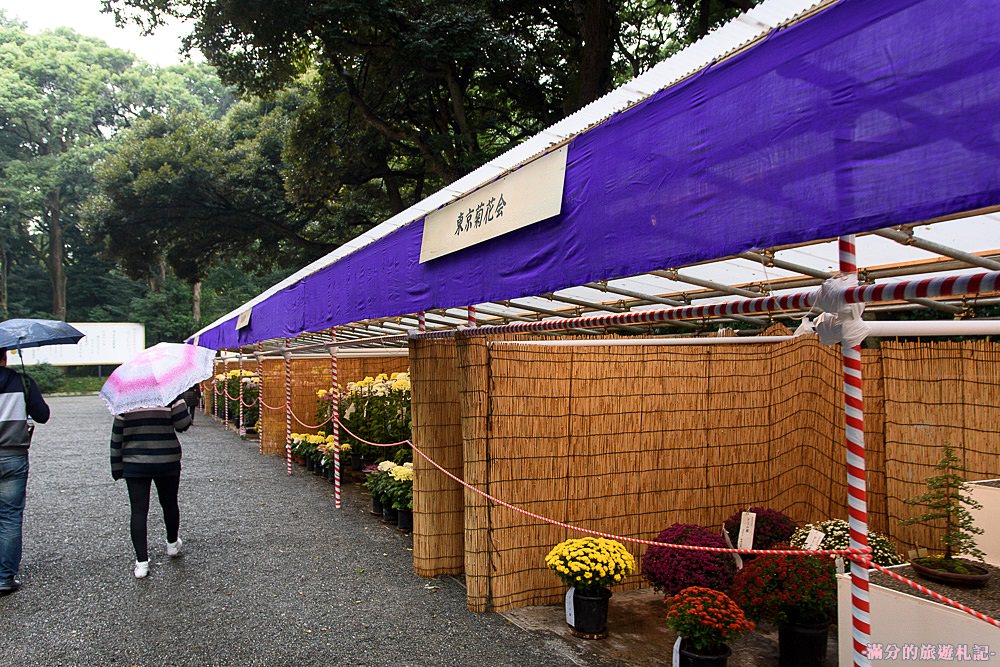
[0, 319, 79, 594]
[101, 343, 214, 579]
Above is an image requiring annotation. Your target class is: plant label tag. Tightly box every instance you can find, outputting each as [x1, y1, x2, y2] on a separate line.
[672, 636, 681, 667]
[564, 588, 575, 627]
[737, 511, 756, 550]
[722, 525, 743, 570]
[804, 529, 825, 551]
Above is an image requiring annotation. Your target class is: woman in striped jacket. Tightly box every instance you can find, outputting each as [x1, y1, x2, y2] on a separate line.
[110, 398, 192, 579]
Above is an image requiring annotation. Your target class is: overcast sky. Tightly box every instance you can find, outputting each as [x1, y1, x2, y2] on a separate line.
[0, 0, 196, 66]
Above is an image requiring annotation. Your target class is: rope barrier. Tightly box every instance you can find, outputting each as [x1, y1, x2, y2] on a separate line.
[851, 556, 1000, 629]
[290, 410, 336, 430]
[260, 410, 1000, 631]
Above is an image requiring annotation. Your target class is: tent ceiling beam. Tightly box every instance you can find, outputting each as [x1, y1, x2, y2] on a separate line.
[651, 269, 762, 298]
[874, 227, 1000, 271]
[738, 248, 960, 315]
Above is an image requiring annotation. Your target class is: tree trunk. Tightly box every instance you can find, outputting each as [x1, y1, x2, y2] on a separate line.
[192, 280, 202, 323]
[570, 0, 617, 111]
[47, 190, 67, 320]
[0, 243, 8, 319]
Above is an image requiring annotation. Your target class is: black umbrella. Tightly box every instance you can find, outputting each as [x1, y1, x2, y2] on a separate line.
[0, 319, 85, 350]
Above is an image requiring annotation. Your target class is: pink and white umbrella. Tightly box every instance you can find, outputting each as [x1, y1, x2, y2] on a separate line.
[99, 342, 216, 415]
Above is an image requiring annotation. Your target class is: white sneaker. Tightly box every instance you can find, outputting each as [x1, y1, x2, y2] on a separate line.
[134, 561, 149, 579]
[166, 538, 182, 557]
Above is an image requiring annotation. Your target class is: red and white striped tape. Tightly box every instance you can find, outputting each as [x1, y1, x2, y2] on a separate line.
[413, 270, 1000, 340]
[856, 556, 1000, 629]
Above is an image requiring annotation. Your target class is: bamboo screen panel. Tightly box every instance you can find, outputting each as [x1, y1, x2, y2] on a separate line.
[410, 338, 466, 577]
[460, 337, 856, 612]
[881, 341, 1000, 552]
[258, 355, 410, 457]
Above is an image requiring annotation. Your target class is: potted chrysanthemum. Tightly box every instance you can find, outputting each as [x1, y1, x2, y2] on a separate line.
[730, 552, 836, 667]
[665, 587, 754, 666]
[387, 462, 414, 532]
[545, 536, 636, 638]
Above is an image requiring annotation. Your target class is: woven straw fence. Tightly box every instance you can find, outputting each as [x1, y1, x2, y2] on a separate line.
[880, 341, 1000, 552]
[259, 355, 410, 456]
[411, 338, 466, 577]
[449, 337, 998, 612]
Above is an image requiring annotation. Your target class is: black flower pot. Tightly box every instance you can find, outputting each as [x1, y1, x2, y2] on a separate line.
[305, 458, 315, 472]
[351, 455, 364, 472]
[382, 504, 398, 524]
[370, 495, 384, 516]
[397, 508, 413, 532]
[778, 620, 829, 667]
[569, 587, 611, 638]
[679, 640, 731, 667]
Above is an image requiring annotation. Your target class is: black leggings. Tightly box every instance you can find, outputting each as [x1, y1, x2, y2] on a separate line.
[125, 476, 180, 562]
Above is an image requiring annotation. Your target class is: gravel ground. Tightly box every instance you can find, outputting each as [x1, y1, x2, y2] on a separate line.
[0, 396, 615, 667]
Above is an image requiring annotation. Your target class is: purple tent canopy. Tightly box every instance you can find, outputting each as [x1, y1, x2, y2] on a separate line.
[193, 0, 1000, 349]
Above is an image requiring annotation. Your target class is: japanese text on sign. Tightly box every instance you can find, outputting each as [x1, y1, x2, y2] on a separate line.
[419, 144, 568, 263]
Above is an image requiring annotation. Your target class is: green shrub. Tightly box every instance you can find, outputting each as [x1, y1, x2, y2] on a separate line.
[18, 364, 64, 393]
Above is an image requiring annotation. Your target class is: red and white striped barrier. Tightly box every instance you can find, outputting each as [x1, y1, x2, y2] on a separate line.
[413, 270, 1000, 340]
[329, 340, 341, 509]
[223, 355, 230, 428]
[238, 352, 246, 437]
[283, 345, 292, 476]
[840, 235, 872, 667]
[256, 342, 264, 454]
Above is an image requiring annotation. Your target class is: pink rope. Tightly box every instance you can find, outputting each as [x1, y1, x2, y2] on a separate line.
[309, 415, 1000, 631]
[854, 556, 1000, 629]
[334, 416, 410, 448]
[290, 409, 336, 430]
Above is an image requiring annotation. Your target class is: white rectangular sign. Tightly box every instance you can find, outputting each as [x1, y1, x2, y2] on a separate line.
[10, 322, 145, 366]
[419, 144, 569, 263]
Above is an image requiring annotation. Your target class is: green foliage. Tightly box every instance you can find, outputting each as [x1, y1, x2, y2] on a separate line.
[332, 373, 412, 464]
[18, 364, 64, 394]
[902, 445, 985, 562]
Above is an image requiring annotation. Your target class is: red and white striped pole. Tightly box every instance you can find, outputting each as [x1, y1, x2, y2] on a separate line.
[256, 342, 264, 455]
[283, 343, 293, 476]
[238, 351, 246, 437]
[223, 354, 230, 429]
[840, 234, 872, 667]
[328, 336, 341, 509]
[468, 305, 477, 327]
[417, 311, 426, 332]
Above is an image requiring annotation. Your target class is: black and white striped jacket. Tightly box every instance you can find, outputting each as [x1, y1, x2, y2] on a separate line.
[0, 366, 51, 456]
[110, 399, 192, 479]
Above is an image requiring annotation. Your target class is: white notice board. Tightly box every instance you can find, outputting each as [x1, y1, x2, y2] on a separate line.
[10, 322, 146, 366]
